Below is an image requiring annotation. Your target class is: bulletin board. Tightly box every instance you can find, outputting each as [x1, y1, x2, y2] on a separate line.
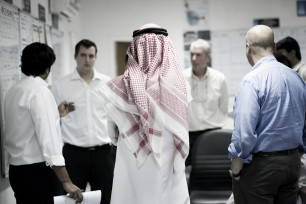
[0, 0, 21, 178]
[0, 0, 63, 177]
[211, 27, 306, 96]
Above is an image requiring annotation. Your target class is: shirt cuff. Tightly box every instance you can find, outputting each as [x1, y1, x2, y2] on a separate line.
[110, 137, 118, 146]
[228, 143, 252, 163]
[45, 155, 65, 166]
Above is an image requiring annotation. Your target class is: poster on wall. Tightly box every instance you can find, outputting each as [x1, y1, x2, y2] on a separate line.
[45, 26, 53, 86]
[38, 4, 45, 22]
[297, 0, 306, 16]
[50, 28, 65, 82]
[32, 18, 45, 43]
[184, 0, 210, 30]
[211, 27, 306, 96]
[253, 18, 279, 28]
[183, 0, 211, 69]
[19, 13, 33, 51]
[22, 0, 31, 13]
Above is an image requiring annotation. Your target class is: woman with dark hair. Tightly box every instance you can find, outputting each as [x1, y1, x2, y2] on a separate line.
[4, 42, 83, 204]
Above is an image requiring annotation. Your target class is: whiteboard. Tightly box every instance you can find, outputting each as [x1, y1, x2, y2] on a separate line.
[0, 1, 21, 177]
[211, 27, 306, 96]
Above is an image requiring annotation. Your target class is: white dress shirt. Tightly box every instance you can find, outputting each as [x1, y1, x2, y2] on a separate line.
[293, 61, 306, 82]
[51, 69, 111, 147]
[4, 75, 65, 166]
[183, 67, 228, 131]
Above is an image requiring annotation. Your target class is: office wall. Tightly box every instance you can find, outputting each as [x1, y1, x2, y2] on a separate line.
[210, 0, 305, 31]
[78, 0, 305, 78]
[78, 0, 185, 77]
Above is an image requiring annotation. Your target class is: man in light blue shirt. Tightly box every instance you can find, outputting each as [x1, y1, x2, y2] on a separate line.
[228, 25, 306, 204]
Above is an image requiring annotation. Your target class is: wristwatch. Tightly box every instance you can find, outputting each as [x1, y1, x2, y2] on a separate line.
[229, 169, 241, 179]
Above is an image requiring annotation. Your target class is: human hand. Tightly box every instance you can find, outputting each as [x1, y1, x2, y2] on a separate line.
[63, 181, 83, 203]
[58, 101, 75, 117]
[115, 126, 119, 143]
[300, 186, 306, 194]
[233, 176, 240, 181]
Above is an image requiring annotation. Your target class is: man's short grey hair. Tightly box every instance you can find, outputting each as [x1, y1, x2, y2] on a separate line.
[190, 39, 211, 54]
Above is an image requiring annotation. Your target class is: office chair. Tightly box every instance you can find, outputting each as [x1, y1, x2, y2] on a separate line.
[189, 129, 233, 204]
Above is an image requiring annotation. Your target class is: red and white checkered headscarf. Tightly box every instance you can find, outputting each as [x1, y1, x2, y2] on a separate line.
[103, 24, 189, 172]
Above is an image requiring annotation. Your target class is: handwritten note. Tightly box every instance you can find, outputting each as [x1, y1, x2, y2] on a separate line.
[19, 13, 33, 51]
[0, 2, 20, 87]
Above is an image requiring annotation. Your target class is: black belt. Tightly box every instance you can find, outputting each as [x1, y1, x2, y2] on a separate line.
[253, 148, 299, 157]
[64, 143, 111, 151]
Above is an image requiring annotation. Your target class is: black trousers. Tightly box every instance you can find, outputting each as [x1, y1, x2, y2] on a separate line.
[63, 144, 115, 204]
[233, 151, 301, 204]
[300, 190, 306, 204]
[9, 162, 56, 204]
[185, 128, 220, 166]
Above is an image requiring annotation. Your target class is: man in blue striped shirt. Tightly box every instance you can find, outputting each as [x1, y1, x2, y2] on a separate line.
[228, 25, 306, 204]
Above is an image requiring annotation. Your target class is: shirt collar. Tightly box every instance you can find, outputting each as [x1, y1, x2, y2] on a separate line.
[21, 73, 48, 87]
[192, 67, 210, 80]
[252, 55, 276, 71]
[70, 68, 102, 81]
[293, 61, 304, 72]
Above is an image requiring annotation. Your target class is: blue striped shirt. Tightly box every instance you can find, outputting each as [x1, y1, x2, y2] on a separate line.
[228, 55, 306, 163]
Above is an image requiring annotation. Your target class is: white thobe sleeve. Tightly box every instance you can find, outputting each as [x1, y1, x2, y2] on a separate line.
[299, 154, 306, 187]
[186, 80, 193, 125]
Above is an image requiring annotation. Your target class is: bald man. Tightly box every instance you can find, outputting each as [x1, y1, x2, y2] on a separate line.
[228, 25, 306, 204]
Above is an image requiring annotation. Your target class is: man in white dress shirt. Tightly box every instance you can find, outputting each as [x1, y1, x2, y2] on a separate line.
[4, 42, 83, 204]
[52, 39, 114, 204]
[183, 39, 229, 166]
